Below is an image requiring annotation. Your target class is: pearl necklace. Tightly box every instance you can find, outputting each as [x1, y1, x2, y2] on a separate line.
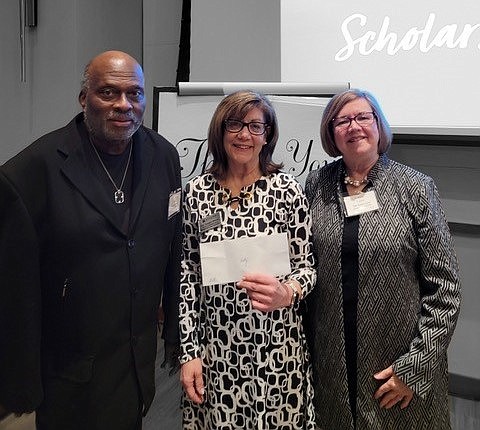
[344, 175, 368, 187]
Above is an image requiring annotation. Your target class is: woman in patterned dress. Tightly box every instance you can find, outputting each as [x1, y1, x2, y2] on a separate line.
[304, 89, 461, 429]
[179, 90, 316, 429]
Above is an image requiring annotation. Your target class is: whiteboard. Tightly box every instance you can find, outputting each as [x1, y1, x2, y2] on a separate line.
[153, 84, 348, 187]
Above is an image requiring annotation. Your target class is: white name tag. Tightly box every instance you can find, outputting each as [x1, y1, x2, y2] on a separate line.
[168, 188, 181, 219]
[199, 212, 222, 233]
[343, 190, 379, 217]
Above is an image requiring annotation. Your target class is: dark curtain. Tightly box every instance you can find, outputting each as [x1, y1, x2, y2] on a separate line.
[176, 0, 191, 84]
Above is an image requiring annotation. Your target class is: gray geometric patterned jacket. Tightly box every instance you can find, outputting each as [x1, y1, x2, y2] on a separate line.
[304, 154, 461, 430]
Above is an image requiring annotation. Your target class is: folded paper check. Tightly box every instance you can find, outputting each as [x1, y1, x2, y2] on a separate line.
[199, 232, 291, 286]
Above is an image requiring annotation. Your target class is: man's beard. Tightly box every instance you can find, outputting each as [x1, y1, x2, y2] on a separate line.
[84, 109, 142, 145]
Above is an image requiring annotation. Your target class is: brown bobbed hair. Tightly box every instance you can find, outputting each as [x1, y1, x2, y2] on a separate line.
[206, 90, 283, 180]
[320, 89, 393, 158]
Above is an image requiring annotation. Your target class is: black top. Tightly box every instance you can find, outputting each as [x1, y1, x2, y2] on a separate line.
[341, 207, 360, 426]
[86, 139, 133, 235]
[341, 179, 373, 428]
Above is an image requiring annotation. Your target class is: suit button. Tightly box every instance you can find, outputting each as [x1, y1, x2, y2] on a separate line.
[131, 336, 138, 346]
[127, 239, 135, 248]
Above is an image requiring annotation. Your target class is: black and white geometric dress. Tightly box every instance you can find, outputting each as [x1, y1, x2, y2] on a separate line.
[179, 172, 316, 430]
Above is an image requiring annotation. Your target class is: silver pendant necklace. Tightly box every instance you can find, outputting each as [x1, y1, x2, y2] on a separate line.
[91, 140, 133, 204]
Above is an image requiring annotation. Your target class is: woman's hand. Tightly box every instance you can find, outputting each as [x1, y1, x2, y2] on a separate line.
[237, 272, 291, 312]
[373, 365, 414, 409]
[180, 357, 205, 404]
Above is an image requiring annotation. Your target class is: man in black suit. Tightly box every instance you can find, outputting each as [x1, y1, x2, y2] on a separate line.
[0, 51, 182, 429]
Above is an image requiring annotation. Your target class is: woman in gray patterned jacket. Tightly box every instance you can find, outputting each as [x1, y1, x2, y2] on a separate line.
[304, 88, 461, 430]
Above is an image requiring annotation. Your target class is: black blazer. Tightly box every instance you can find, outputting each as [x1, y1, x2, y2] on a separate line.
[0, 114, 182, 429]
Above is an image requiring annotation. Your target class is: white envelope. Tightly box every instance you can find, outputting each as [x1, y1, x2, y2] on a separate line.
[199, 232, 291, 286]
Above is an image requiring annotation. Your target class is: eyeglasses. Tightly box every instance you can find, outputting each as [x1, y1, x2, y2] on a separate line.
[224, 119, 269, 135]
[331, 111, 376, 130]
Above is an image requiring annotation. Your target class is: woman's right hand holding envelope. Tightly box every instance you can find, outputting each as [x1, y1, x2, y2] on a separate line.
[237, 272, 295, 312]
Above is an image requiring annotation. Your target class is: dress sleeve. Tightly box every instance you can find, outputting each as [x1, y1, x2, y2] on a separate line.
[285, 178, 317, 301]
[179, 180, 203, 363]
[393, 177, 461, 398]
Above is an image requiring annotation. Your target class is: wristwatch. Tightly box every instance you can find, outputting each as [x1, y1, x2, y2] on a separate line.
[285, 280, 300, 308]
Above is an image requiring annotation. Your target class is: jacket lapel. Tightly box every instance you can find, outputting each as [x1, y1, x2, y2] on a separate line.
[59, 116, 127, 234]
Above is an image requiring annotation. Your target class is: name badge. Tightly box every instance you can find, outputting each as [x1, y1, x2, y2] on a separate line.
[199, 212, 222, 233]
[343, 190, 379, 217]
[168, 188, 181, 219]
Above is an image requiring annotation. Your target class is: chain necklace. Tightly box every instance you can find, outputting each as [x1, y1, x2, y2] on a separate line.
[91, 140, 133, 204]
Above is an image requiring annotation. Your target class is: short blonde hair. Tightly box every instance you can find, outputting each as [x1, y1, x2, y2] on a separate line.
[320, 89, 392, 157]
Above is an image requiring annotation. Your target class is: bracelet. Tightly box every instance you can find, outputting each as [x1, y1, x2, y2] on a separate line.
[285, 280, 300, 308]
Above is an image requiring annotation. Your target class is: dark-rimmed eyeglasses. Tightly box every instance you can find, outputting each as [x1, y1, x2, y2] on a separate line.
[331, 111, 376, 130]
[224, 119, 269, 135]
